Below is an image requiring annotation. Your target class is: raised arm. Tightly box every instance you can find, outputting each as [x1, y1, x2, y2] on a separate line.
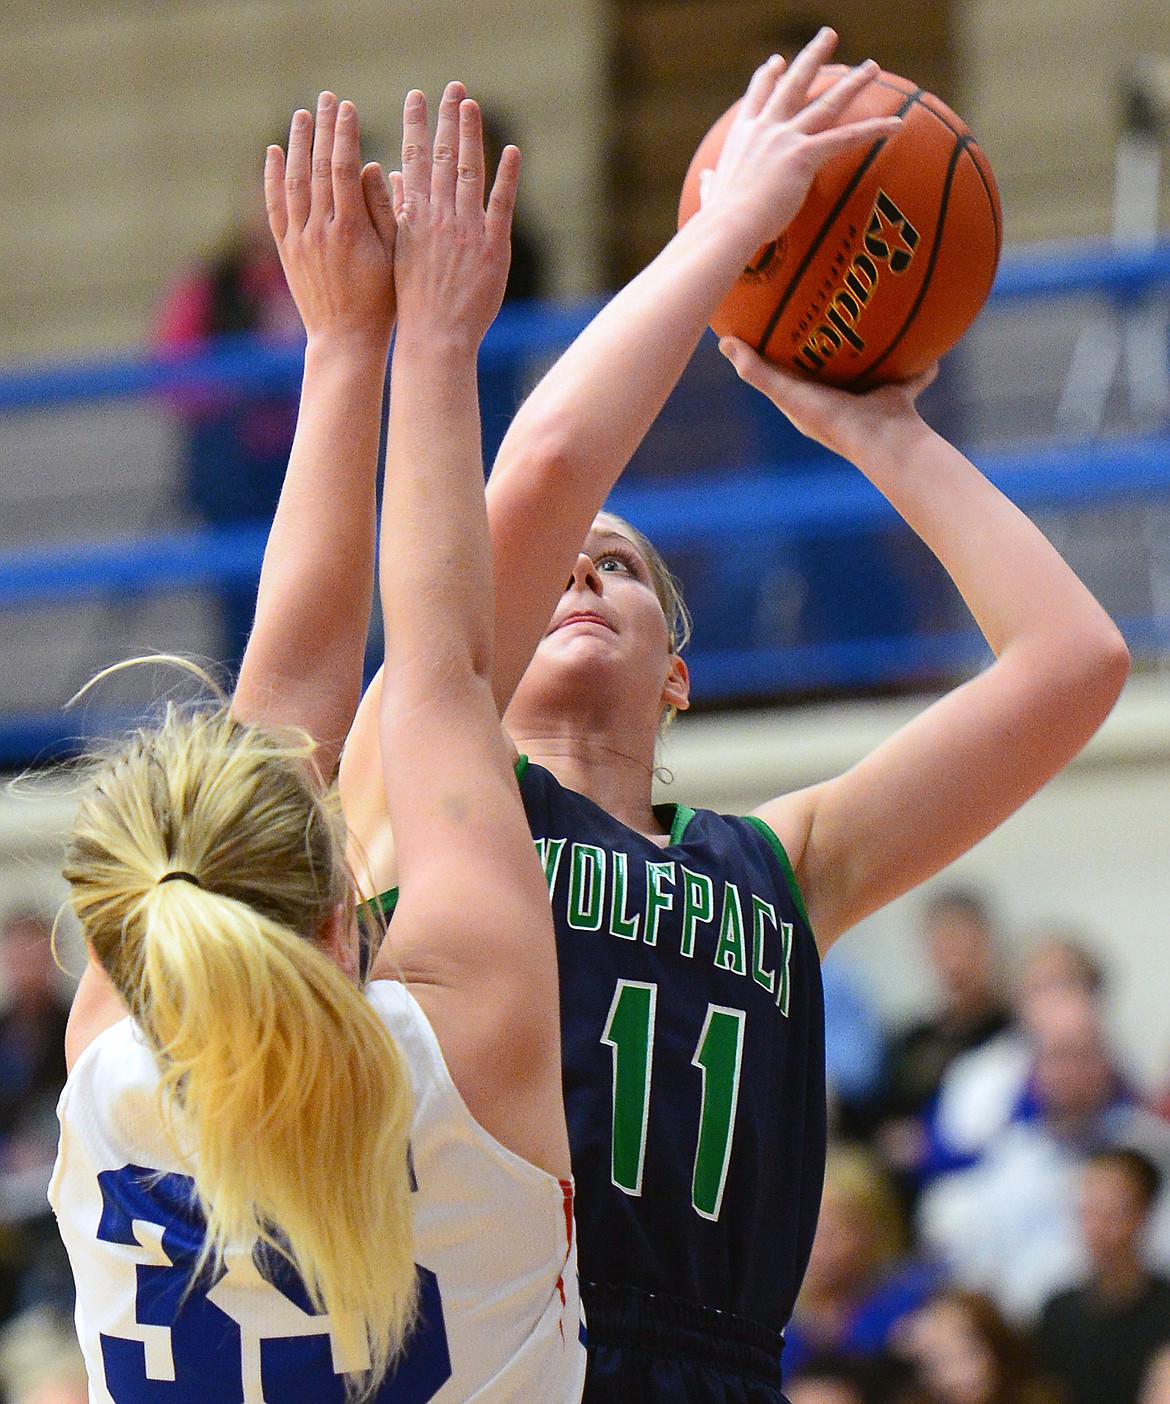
[367, 86, 567, 1177]
[67, 96, 396, 1068]
[722, 345, 1130, 951]
[340, 30, 902, 847]
[483, 29, 903, 708]
[232, 93, 396, 774]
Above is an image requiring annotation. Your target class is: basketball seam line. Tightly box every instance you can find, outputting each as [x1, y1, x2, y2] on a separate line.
[754, 88, 923, 357]
[957, 132, 1003, 255]
[847, 135, 967, 388]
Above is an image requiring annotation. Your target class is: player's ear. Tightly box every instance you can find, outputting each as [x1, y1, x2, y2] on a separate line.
[316, 902, 359, 981]
[663, 654, 690, 712]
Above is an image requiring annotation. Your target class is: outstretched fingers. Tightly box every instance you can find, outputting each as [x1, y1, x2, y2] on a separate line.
[283, 107, 313, 232]
[331, 99, 364, 227]
[786, 58, 881, 134]
[264, 144, 288, 243]
[801, 110, 903, 165]
[768, 26, 838, 118]
[430, 80, 465, 208]
[400, 89, 431, 214]
[454, 98, 486, 221]
[361, 161, 397, 250]
[739, 52, 788, 119]
[485, 141, 521, 245]
[310, 91, 339, 225]
[387, 169, 406, 220]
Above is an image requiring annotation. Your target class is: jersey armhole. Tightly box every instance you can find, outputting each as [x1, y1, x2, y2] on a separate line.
[742, 813, 815, 941]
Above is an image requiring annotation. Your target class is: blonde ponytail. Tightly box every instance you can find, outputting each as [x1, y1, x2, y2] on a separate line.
[64, 700, 417, 1390]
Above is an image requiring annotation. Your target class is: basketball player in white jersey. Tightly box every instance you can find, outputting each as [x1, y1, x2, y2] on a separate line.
[49, 86, 585, 1403]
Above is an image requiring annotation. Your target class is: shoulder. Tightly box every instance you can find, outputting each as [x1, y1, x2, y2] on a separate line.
[62, 1017, 149, 1098]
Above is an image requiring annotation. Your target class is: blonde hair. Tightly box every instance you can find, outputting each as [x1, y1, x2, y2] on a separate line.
[63, 699, 416, 1391]
[822, 1141, 907, 1268]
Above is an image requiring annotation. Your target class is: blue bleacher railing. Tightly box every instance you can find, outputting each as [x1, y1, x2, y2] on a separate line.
[1, 238, 1169, 766]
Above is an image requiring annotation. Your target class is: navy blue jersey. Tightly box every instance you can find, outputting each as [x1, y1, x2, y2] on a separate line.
[516, 760, 826, 1373]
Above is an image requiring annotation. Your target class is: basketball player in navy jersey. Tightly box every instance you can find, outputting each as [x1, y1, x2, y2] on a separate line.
[339, 29, 1130, 1404]
[52, 89, 586, 1402]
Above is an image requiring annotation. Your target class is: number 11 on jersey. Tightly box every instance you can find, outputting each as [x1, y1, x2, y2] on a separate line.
[602, 979, 746, 1220]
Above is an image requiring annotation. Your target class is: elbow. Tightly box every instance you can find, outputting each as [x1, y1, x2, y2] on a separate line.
[1068, 614, 1130, 731]
[491, 412, 577, 494]
[1092, 616, 1131, 707]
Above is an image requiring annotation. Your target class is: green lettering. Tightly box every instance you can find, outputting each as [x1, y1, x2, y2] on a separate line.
[535, 836, 566, 895]
[751, 895, 777, 997]
[643, 861, 676, 947]
[609, 851, 640, 941]
[680, 869, 714, 958]
[568, 843, 605, 931]
[775, 920, 793, 1015]
[713, 883, 747, 976]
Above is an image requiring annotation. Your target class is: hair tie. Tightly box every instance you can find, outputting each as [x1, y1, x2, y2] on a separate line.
[157, 870, 203, 889]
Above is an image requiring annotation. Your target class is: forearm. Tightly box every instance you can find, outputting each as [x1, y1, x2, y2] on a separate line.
[234, 334, 387, 760]
[381, 333, 492, 687]
[486, 205, 763, 704]
[495, 204, 760, 483]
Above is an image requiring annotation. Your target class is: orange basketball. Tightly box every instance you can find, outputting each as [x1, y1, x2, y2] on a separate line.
[678, 67, 1002, 388]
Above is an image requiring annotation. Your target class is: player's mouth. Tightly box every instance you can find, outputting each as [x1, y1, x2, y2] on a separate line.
[551, 610, 616, 635]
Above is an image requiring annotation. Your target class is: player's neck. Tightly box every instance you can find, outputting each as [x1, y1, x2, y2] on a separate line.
[518, 728, 668, 842]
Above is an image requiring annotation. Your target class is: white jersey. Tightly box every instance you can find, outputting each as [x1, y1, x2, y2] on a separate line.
[50, 979, 585, 1403]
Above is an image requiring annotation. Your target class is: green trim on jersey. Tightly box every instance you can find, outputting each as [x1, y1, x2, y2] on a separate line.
[742, 813, 814, 939]
[650, 801, 696, 846]
[367, 887, 397, 920]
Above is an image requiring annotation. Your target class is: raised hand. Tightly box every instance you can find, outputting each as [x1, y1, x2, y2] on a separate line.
[698, 28, 902, 256]
[390, 81, 519, 351]
[720, 334, 938, 459]
[264, 92, 397, 349]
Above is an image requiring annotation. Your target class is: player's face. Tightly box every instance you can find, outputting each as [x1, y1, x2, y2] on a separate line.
[508, 516, 689, 725]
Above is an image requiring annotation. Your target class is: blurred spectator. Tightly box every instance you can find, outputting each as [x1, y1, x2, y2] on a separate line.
[926, 928, 1109, 1174]
[153, 154, 306, 670]
[1143, 1344, 1170, 1404]
[0, 911, 69, 1213]
[822, 950, 888, 1138]
[0, 910, 73, 1321]
[917, 987, 1170, 1323]
[787, 1349, 918, 1404]
[1018, 927, 1107, 1007]
[1036, 1147, 1170, 1404]
[785, 1143, 941, 1377]
[0, 1305, 87, 1404]
[866, 888, 1012, 1197]
[894, 1288, 1059, 1404]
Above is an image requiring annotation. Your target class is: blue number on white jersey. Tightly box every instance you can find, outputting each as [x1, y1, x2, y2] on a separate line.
[96, 1165, 451, 1402]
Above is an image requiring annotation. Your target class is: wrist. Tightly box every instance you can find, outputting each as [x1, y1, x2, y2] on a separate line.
[681, 200, 779, 275]
[302, 326, 394, 366]
[847, 407, 937, 478]
[391, 324, 483, 365]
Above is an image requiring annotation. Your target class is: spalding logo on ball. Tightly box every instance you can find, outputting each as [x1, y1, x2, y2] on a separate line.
[678, 67, 1002, 387]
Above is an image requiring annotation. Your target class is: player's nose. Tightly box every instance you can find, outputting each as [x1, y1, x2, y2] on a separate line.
[566, 553, 603, 595]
